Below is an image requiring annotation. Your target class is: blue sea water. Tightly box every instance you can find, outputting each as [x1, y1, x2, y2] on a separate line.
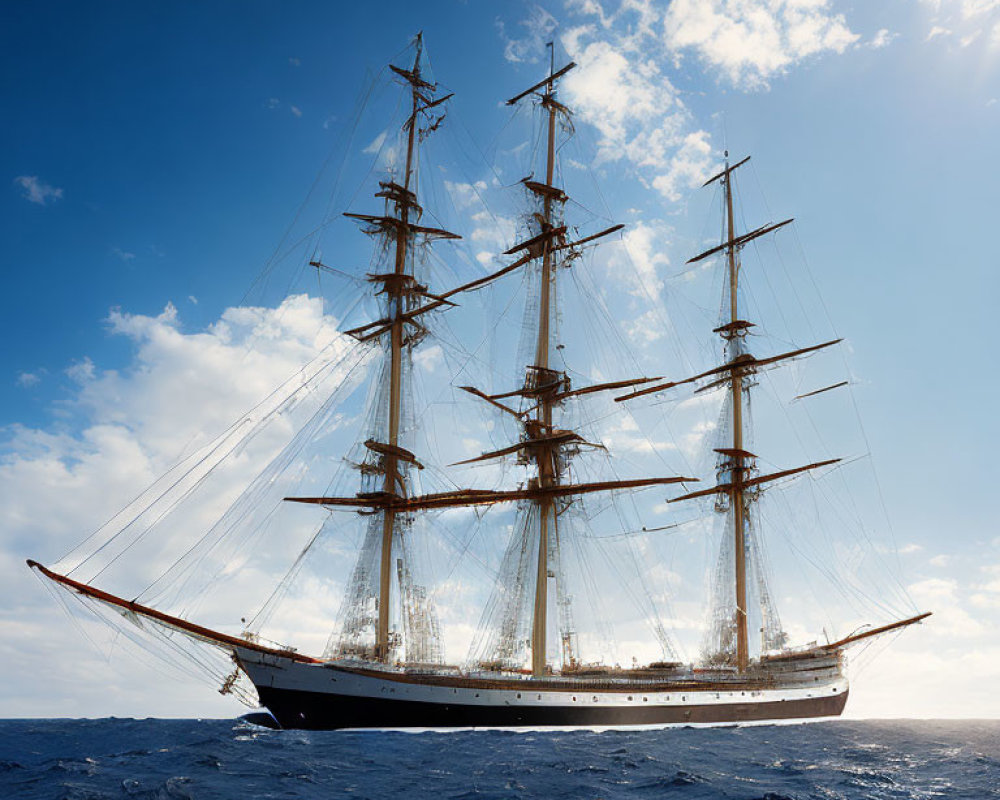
[0, 719, 997, 799]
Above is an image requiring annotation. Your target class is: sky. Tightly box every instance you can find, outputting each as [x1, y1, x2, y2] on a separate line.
[2, 0, 999, 720]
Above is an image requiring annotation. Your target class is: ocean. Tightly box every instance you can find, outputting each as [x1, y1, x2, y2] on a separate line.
[0, 719, 996, 799]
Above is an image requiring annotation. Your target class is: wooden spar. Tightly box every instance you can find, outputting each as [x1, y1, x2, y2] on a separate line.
[554, 375, 662, 401]
[687, 219, 794, 265]
[567, 223, 624, 249]
[667, 458, 841, 504]
[342, 213, 461, 240]
[377, 36, 425, 663]
[793, 381, 849, 401]
[285, 477, 697, 512]
[723, 157, 750, 674]
[458, 386, 527, 419]
[614, 339, 843, 402]
[822, 611, 932, 650]
[506, 61, 576, 105]
[364, 439, 423, 469]
[26, 560, 320, 663]
[389, 62, 435, 91]
[449, 430, 588, 467]
[702, 155, 751, 187]
[503, 226, 568, 257]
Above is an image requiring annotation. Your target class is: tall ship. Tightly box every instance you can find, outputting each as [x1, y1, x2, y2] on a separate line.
[28, 37, 928, 729]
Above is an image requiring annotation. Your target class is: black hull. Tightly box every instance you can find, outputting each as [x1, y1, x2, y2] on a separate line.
[257, 685, 849, 730]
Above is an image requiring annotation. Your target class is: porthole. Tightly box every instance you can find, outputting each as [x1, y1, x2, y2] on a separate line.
[572, 696, 577, 702]
[643, 697, 648, 702]
[627, 696, 633, 701]
[517, 693, 521, 699]
[592, 696, 598, 702]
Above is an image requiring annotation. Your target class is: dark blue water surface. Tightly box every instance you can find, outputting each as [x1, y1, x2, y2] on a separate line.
[0, 719, 997, 799]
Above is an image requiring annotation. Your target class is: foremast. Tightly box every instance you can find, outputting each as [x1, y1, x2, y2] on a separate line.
[378, 34, 425, 664]
[323, 34, 459, 664]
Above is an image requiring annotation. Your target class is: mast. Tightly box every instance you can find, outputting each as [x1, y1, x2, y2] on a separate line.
[530, 43, 561, 678]
[722, 154, 750, 672]
[614, 154, 847, 671]
[377, 35, 423, 662]
[325, 33, 459, 664]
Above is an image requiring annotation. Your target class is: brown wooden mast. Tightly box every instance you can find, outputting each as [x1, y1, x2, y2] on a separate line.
[616, 153, 846, 672]
[720, 155, 751, 672]
[503, 46, 576, 677]
[340, 34, 460, 663]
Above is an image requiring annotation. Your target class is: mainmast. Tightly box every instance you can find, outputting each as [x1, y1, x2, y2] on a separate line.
[529, 43, 562, 678]
[722, 153, 750, 671]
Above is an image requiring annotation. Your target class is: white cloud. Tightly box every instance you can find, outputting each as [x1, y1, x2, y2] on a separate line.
[111, 246, 136, 262]
[364, 130, 388, 154]
[413, 344, 444, 372]
[14, 175, 63, 205]
[650, 130, 714, 201]
[445, 180, 489, 210]
[65, 357, 95, 384]
[611, 219, 669, 298]
[16, 372, 40, 388]
[2, 294, 357, 716]
[288, 57, 301, 67]
[624, 308, 666, 344]
[290, 105, 303, 118]
[662, 0, 859, 89]
[870, 28, 897, 48]
[560, 26, 714, 198]
[499, 5, 559, 63]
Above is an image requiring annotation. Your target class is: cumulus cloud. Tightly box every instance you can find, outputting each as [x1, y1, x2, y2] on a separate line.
[609, 219, 670, 298]
[559, 18, 714, 199]
[662, 0, 859, 88]
[2, 294, 354, 716]
[14, 175, 63, 205]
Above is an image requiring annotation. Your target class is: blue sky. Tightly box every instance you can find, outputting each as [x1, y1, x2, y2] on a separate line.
[2, 0, 999, 719]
